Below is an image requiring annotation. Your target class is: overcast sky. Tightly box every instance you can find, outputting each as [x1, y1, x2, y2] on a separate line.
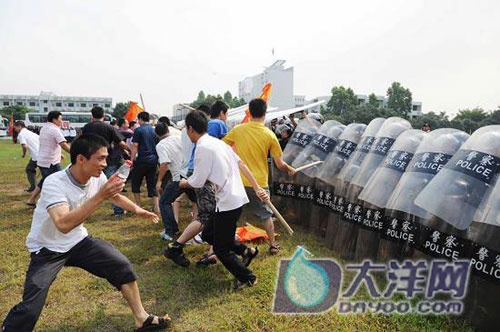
[1, 0, 499, 116]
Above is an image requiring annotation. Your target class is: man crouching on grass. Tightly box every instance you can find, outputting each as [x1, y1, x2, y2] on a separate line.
[2, 134, 170, 332]
[177, 110, 268, 289]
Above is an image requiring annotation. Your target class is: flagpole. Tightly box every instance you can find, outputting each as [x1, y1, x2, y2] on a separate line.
[140, 93, 146, 112]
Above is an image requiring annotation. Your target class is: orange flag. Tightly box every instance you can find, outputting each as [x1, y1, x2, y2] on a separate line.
[241, 83, 272, 123]
[123, 102, 143, 122]
[8, 114, 13, 136]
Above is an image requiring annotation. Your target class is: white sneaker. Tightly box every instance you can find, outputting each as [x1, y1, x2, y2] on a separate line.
[194, 232, 205, 244]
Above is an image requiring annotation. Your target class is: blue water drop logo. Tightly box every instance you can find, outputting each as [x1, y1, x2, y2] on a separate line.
[284, 247, 330, 308]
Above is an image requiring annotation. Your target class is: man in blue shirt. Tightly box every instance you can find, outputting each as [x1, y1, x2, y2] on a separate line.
[207, 101, 229, 139]
[131, 112, 160, 214]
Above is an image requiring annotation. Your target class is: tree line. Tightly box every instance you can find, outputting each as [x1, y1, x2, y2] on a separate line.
[321, 82, 500, 133]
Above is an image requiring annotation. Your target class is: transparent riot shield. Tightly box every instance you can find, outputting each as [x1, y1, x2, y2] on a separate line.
[415, 125, 500, 230]
[325, 118, 385, 253]
[377, 129, 469, 261]
[355, 129, 425, 261]
[272, 115, 323, 224]
[463, 179, 500, 331]
[334, 117, 411, 261]
[291, 120, 345, 228]
[310, 123, 367, 237]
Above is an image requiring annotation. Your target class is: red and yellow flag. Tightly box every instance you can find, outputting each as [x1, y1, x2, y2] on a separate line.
[123, 102, 144, 122]
[241, 83, 272, 123]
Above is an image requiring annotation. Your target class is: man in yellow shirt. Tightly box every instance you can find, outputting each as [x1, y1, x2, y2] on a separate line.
[223, 98, 296, 254]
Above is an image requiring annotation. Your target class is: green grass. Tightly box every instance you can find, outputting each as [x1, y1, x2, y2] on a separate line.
[0, 139, 473, 331]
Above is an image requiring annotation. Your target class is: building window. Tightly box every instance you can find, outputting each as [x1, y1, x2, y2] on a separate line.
[105, 103, 110, 108]
[17, 102, 23, 106]
[412, 105, 418, 111]
[43, 100, 48, 104]
[68, 102, 74, 107]
[81, 103, 86, 107]
[56, 102, 62, 107]
[93, 103, 98, 107]
[43, 107, 48, 112]
[29, 102, 36, 106]
[3, 101, 9, 106]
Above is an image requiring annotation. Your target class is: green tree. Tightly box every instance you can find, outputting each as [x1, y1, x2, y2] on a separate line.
[112, 102, 131, 119]
[387, 82, 412, 115]
[196, 91, 206, 105]
[487, 108, 500, 124]
[368, 93, 380, 108]
[223, 91, 233, 104]
[325, 86, 358, 116]
[0, 105, 32, 121]
[191, 91, 245, 109]
[411, 111, 450, 130]
[452, 108, 488, 133]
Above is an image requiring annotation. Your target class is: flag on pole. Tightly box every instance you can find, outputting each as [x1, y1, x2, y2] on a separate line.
[8, 114, 13, 136]
[123, 102, 144, 122]
[241, 83, 272, 123]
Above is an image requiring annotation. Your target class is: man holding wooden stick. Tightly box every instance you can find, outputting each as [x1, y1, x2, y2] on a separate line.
[223, 98, 296, 254]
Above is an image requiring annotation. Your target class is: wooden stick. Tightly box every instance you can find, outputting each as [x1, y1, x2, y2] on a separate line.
[265, 200, 294, 235]
[294, 160, 323, 173]
[140, 93, 146, 112]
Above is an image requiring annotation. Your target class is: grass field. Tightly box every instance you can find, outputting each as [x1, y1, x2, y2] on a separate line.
[0, 139, 473, 332]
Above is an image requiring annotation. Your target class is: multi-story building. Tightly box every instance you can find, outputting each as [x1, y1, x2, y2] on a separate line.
[238, 60, 295, 110]
[0, 91, 112, 113]
[171, 104, 192, 123]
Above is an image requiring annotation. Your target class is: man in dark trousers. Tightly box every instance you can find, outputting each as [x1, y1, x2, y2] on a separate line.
[178, 111, 267, 289]
[2, 135, 170, 332]
[82, 106, 130, 218]
[130, 112, 160, 214]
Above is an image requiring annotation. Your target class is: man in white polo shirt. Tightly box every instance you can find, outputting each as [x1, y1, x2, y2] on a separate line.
[155, 122, 197, 241]
[2, 134, 171, 332]
[178, 110, 267, 289]
[36, 111, 71, 196]
[14, 121, 40, 197]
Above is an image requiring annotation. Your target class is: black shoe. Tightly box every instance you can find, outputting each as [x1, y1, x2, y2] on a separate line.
[164, 246, 190, 267]
[242, 247, 259, 267]
[233, 277, 257, 290]
[24, 188, 35, 193]
[196, 254, 217, 267]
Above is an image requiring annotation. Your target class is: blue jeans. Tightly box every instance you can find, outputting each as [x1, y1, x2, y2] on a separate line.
[104, 164, 125, 215]
[159, 181, 197, 236]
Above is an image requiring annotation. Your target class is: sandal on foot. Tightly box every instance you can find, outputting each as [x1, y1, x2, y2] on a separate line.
[135, 314, 171, 331]
[196, 254, 217, 267]
[242, 247, 259, 267]
[269, 244, 281, 255]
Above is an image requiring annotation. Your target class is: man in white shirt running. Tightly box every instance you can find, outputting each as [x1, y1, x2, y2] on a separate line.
[14, 121, 41, 199]
[2, 134, 171, 332]
[36, 111, 71, 197]
[178, 110, 267, 289]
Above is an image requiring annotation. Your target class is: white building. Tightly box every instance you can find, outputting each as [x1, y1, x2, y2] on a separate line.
[238, 60, 295, 111]
[171, 104, 192, 123]
[0, 91, 112, 113]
